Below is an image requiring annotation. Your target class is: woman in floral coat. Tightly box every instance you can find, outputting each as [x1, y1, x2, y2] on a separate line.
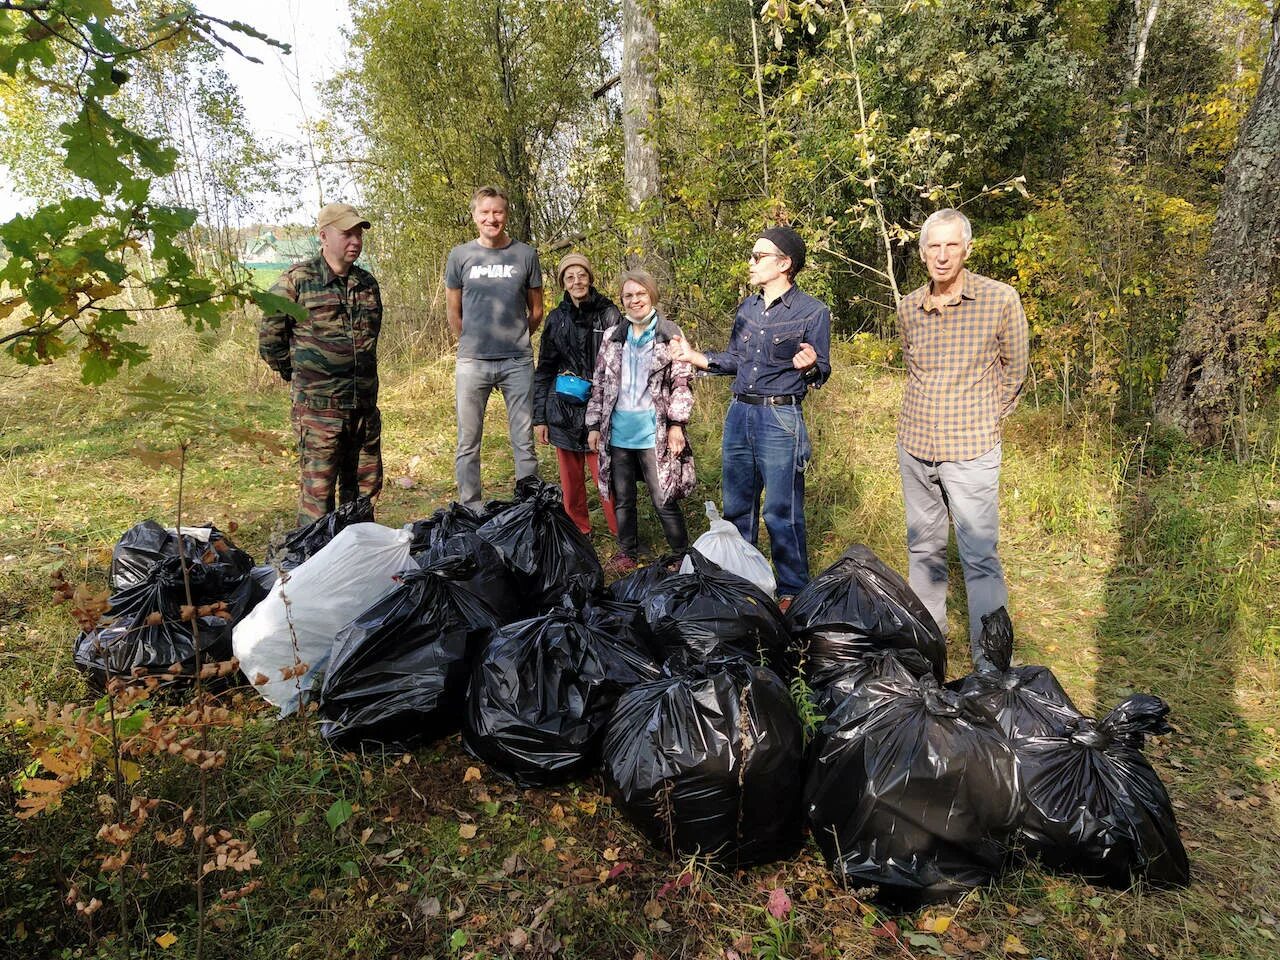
[585, 269, 696, 573]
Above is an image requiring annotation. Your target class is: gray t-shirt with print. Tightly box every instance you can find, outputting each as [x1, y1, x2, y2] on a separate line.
[444, 239, 543, 359]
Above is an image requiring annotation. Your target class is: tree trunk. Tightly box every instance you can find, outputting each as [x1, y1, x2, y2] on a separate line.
[620, 0, 666, 278]
[1153, 9, 1280, 445]
[1116, 0, 1161, 148]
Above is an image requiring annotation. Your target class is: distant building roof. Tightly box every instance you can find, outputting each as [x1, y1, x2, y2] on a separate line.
[242, 232, 319, 267]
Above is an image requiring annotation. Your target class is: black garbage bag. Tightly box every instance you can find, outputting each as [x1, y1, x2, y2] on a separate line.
[415, 530, 529, 625]
[249, 564, 278, 597]
[1016, 694, 1190, 889]
[642, 550, 791, 675]
[405, 502, 484, 553]
[318, 555, 501, 746]
[816, 647, 935, 715]
[74, 556, 234, 689]
[948, 608, 1082, 739]
[463, 602, 661, 786]
[608, 554, 682, 604]
[110, 520, 261, 620]
[805, 671, 1022, 905]
[786, 544, 946, 688]
[603, 657, 805, 867]
[582, 595, 656, 658]
[265, 496, 375, 570]
[476, 477, 603, 608]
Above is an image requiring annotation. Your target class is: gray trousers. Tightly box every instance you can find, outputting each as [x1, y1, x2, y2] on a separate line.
[897, 442, 1008, 668]
[455, 356, 539, 506]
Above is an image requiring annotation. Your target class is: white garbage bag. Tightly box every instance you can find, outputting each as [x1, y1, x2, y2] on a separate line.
[680, 502, 776, 597]
[233, 522, 413, 715]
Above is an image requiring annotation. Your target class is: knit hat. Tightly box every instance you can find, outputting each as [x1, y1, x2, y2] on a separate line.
[759, 225, 806, 275]
[556, 253, 594, 287]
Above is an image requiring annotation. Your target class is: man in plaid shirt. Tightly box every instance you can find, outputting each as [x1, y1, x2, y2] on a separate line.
[896, 208, 1029, 669]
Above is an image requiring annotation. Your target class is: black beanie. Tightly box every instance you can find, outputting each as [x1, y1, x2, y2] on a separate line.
[759, 225, 806, 275]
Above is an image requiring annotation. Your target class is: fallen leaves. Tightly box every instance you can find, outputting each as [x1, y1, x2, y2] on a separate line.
[917, 913, 952, 934]
[766, 887, 792, 920]
[1003, 933, 1031, 955]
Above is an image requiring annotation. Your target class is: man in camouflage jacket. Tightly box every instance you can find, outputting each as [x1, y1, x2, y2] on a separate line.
[259, 202, 384, 522]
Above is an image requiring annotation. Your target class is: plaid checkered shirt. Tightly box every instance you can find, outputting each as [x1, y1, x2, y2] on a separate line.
[896, 269, 1029, 462]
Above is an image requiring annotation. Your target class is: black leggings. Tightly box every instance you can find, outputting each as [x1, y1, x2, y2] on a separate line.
[610, 446, 689, 558]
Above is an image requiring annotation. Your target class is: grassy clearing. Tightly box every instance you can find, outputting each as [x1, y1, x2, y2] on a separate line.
[1, 314, 1278, 959]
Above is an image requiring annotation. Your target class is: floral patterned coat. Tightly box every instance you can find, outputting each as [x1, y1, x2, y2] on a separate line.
[584, 315, 696, 507]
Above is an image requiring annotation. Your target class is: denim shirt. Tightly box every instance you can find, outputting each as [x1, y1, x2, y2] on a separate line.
[704, 285, 832, 397]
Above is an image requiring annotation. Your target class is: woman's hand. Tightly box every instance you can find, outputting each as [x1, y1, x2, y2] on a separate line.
[667, 424, 686, 457]
[587, 430, 601, 453]
[534, 425, 549, 445]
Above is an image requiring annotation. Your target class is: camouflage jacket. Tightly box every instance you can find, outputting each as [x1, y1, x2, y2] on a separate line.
[259, 256, 382, 410]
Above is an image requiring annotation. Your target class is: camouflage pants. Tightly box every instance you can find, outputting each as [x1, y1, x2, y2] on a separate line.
[292, 404, 383, 523]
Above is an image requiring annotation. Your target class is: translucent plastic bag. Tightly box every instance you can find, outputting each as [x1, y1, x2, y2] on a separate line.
[233, 523, 413, 715]
[680, 502, 776, 597]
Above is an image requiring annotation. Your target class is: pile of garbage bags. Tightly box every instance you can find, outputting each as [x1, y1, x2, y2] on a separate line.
[804, 606, 1189, 902]
[75, 507, 1189, 901]
[76, 522, 263, 688]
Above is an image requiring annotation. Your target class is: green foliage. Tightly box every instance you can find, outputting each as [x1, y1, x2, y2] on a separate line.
[977, 159, 1213, 410]
[0, 2, 299, 383]
[330, 0, 617, 319]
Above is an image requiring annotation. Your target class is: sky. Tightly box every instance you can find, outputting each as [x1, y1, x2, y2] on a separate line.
[0, 0, 350, 223]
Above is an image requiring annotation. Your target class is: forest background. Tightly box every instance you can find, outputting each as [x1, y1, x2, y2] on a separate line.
[1, 1, 1279, 958]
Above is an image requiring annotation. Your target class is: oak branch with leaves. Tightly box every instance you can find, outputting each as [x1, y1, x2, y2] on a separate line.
[0, 1, 304, 383]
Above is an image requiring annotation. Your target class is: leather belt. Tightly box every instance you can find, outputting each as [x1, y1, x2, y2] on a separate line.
[734, 393, 802, 406]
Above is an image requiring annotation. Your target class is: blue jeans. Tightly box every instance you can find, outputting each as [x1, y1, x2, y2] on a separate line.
[897, 442, 1007, 669]
[455, 356, 539, 506]
[721, 399, 812, 596]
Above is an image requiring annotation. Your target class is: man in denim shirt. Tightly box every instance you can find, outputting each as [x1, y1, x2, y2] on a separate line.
[672, 227, 831, 607]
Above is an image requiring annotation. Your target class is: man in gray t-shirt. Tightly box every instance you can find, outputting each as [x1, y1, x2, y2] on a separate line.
[445, 185, 544, 505]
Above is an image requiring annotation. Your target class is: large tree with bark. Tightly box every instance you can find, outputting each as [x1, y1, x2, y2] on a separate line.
[1154, 8, 1280, 445]
[620, 0, 666, 279]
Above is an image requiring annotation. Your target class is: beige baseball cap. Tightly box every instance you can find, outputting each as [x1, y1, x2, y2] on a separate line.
[317, 202, 371, 232]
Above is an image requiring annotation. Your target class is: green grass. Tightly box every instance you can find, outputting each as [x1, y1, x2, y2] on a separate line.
[1, 314, 1278, 958]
